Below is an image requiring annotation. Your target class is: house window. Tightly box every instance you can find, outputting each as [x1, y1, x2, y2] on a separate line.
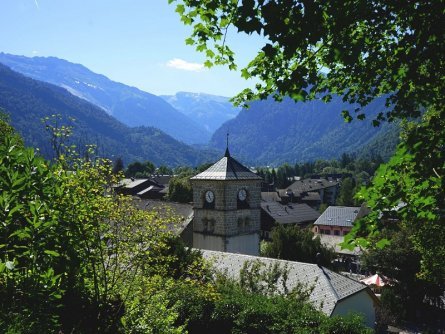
[334, 230, 340, 236]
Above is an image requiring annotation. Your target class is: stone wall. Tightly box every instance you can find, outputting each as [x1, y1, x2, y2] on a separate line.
[191, 180, 261, 210]
[191, 179, 261, 237]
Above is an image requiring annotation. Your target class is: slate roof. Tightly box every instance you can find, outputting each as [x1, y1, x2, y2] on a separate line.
[117, 178, 151, 189]
[133, 199, 193, 234]
[261, 201, 320, 225]
[303, 192, 322, 201]
[314, 206, 361, 227]
[191, 148, 262, 181]
[277, 189, 321, 201]
[200, 250, 368, 316]
[282, 178, 339, 196]
[150, 175, 172, 186]
[261, 191, 281, 202]
[137, 185, 163, 196]
[135, 199, 193, 219]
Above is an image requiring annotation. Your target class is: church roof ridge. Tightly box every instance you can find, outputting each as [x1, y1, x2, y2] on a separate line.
[191, 154, 262, 181]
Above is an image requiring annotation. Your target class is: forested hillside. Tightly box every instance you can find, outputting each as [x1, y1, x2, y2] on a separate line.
[0, 53, 211, 144]
[211, 96, 400, 165]
[0, 63, 215, 166]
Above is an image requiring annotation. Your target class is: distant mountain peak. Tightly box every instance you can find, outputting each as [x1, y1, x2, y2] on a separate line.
[0, 53, 211, 145]
[161, 91, 240, 133]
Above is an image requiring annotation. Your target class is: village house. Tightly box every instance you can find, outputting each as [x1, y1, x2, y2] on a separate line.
[201, 249, 378, 328]
[277, 177, 340, 209]
[260, 201, 320, 239]
[313, 205, 369, 236]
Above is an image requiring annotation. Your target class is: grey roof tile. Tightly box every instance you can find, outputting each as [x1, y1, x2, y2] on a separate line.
[261, 201, 320, 225]
[261, 192, 281, 202]
[191, 149, 262, 180]
[314, 206, 361, 227]
[200, 250, 367, 316]
[118, 178, 150, 189]
[280, 178, 339, 197]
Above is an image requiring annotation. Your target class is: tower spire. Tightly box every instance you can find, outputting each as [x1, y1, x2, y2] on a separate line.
[224, 132, 230, 157]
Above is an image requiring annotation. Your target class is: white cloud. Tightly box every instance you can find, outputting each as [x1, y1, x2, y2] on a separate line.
[166, 58, 204, 72]
[32, 50, 39, 55]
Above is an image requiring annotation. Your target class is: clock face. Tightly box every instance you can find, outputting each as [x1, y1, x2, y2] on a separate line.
[238, 189, 247, 201]
[205, 190, 215, 203]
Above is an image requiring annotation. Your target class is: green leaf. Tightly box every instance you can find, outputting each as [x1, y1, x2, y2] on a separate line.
[241, 68, 250, 79]
[44, 250, 60, 257]
[375, 238, 391, 249]
[341, 110, 352, 123]
[175, 4, 185, 15]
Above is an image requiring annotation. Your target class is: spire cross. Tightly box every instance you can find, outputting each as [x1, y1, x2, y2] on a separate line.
[224, 131, 231, 157]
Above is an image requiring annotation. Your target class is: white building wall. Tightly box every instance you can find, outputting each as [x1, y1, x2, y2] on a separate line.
[226, 233, 260, 256]
[193, 232, 260, 256]
[331, 290, 376, 328]
[193, 233, 225, 252]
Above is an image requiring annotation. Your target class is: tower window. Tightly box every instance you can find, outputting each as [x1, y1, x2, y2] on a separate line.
[202, 218, 215, 233]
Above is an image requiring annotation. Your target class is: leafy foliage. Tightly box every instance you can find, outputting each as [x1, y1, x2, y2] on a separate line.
[112, 157, 124, 175]
[347, 108, 445, 284]
[262, 225, 334, 267]
[0, 122, 185, 333]
[125, 160, 156, 178]
[0, 125, 64, 332]
[361, 228, 444, 331]
[168, 272, 372, 334]
[170, 0, 444, 124]
[336, 177, 358, 206]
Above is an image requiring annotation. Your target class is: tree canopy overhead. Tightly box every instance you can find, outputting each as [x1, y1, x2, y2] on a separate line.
[170, 0, 444, 124]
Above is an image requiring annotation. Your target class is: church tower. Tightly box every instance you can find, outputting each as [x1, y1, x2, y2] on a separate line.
[190, 145, 262, 255]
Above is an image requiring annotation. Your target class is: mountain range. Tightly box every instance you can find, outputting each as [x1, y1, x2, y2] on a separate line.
[0, 53, 216, 145]
[0, 52, 400, 167]
[211, 96, 400, 165]
[0, 63, 216, 166]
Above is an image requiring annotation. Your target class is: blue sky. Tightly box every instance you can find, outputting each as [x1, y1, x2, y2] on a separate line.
[0, 0, 262, 97]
